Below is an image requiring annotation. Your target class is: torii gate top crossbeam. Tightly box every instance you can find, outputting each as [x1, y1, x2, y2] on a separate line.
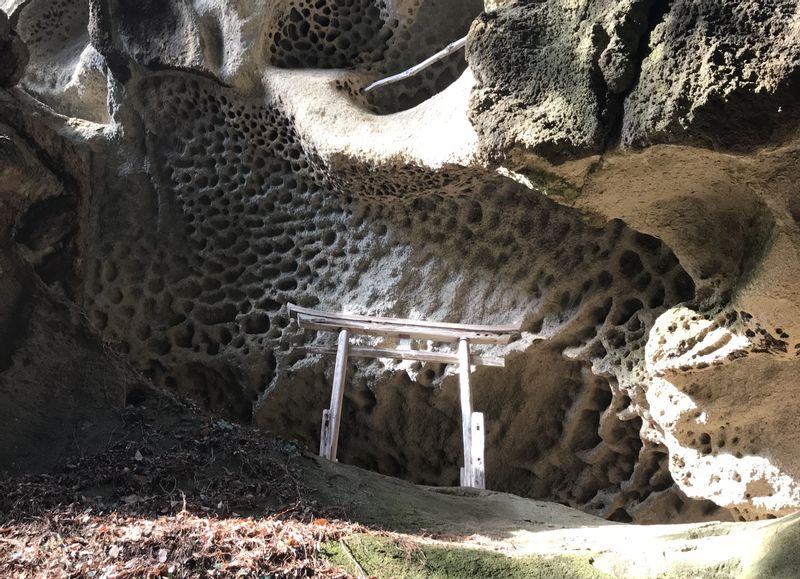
[287, 303, 520, 345]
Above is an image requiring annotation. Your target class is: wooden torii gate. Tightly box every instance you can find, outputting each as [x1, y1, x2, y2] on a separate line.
[288, 303, 520, 489]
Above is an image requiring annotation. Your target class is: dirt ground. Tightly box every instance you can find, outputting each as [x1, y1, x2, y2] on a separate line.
[2, 386, 799, 578]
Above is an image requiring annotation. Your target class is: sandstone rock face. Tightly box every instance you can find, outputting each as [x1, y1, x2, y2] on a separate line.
[15, 0, 108, 122]
[467, 2, 627, 159]
[0, 109, 132, 475]
[645, 306, 800, 518]
[0, 9, 27, 87]
[467, 0, 800, 157]
[622, 0, 800, 149]
[1, 0, 799, 525]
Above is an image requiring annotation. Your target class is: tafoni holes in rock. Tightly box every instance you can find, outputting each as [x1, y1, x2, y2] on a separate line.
[2, 0, 800, 533]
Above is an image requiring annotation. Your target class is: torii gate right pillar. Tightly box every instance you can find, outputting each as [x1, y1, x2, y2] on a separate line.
[458, 337, 485, 489]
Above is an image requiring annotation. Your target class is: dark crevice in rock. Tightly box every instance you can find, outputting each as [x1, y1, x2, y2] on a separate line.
[0, 139, 83, 298]
[601, 0, 674, 152]
[88, 0, 131, 83]
[0, 289, 33, 373]
[637, 0, 674, 63]
[589, 23, 613, 151]
[14, 195, 77, 252]
[34, 241, 80, 289]
[0, 26, 28, 88]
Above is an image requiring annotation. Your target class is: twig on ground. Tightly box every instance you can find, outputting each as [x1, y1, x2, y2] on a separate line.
[339, 537, 368, 579]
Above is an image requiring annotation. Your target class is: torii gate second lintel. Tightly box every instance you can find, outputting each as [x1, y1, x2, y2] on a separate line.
[287, 303, 521, 490]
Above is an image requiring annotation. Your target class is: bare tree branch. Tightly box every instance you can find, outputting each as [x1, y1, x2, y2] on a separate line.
[362, 35, 467, 93]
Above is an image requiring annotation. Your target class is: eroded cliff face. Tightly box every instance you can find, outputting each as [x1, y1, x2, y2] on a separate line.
[1, 0, 799, 524]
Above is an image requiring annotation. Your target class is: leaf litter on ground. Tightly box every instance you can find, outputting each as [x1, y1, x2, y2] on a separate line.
[0, 390, 370, 578]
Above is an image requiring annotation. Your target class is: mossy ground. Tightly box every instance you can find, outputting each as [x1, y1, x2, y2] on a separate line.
[322, 533, 609, 579]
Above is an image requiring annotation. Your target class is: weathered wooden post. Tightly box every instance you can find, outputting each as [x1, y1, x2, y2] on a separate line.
[323, 328, 350, 460]
[458, 337, 474, 487]
[319, 410, 330, 456]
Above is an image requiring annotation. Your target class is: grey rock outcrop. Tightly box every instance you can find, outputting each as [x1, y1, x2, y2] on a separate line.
[0, 9, 27, 87]
[467, 3, 618, 159]
[622, 0, 800, 149]
[466, 0, 800, 157]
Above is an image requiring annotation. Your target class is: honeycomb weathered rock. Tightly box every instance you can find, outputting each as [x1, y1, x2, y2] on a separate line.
[1, 0, 800, 526]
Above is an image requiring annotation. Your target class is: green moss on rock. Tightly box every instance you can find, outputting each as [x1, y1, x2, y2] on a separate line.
[322, 534, 609, 579]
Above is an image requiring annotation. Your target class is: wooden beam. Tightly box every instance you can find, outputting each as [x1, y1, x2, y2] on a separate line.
[297, 316, 507, 343]
[458, 337, 474, 487]
[288, 303, 519, 344]
[325, 328, 350, 461]
[288, 303, 519, 334]
[302, 345, 505, 367]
